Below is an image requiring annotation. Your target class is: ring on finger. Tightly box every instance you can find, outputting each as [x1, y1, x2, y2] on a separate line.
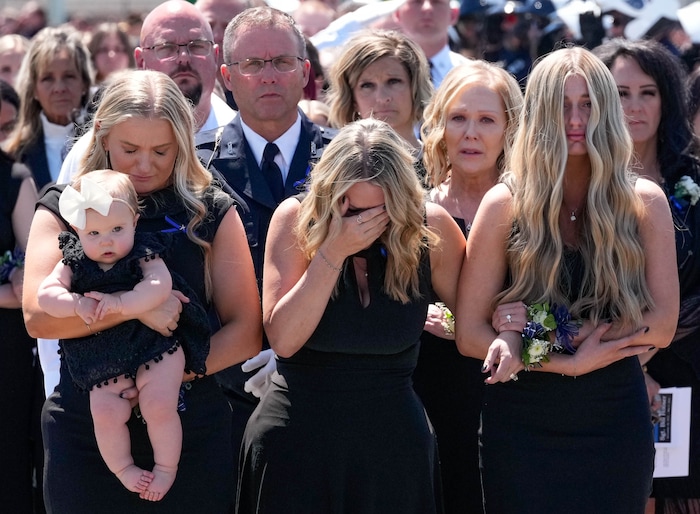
[509, 373, 519, 381]
[506, 314, 512, 323]
[357, 215, 363, 225]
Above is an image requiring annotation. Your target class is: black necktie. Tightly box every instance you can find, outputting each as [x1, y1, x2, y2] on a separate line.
[261, 142, 284, 203]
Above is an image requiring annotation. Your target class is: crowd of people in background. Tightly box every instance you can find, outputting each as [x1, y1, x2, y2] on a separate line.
[1, 0, 700, 513]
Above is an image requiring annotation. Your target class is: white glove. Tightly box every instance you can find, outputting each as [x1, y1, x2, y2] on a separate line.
[241, 348, 278, 399]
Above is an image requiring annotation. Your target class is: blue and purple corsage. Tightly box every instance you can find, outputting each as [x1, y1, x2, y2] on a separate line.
[522, 302, 580, 368]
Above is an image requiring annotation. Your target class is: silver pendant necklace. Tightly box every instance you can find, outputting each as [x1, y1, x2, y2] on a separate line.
[570, 210, 577, 222]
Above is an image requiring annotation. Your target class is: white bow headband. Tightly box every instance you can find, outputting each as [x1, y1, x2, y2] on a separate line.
[59, 177, 116, 230]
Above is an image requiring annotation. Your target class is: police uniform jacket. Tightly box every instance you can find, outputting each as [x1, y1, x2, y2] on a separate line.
[198, 111, 333, 292]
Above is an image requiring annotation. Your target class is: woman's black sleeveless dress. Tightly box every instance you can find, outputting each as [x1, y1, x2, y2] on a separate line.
[237, 242, 443, 514]
[40, 185, 237, 513]
[480, 251, 654, 514]
[413, 217, 485, 514]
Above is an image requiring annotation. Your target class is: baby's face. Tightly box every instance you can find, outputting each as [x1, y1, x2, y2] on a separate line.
[76, 202, 137, 269]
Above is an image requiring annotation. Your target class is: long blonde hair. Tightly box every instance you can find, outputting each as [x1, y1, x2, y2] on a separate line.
[77, 70, 220, 299]
[500, 46, 652, 328]
[421, 60, 523, 188]
[296, 118, 436, 303]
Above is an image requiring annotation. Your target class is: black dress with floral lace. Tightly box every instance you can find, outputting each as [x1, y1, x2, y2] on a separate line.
[58, 230, 210, 391]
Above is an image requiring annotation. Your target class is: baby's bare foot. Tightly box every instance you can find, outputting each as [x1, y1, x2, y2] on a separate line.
[139, 464, 177, 502]
[115, 464, 154, 493]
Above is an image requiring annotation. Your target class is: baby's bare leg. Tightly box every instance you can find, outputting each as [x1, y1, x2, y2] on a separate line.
[136, 349, 185, 501]
[90, 377, 154, 492]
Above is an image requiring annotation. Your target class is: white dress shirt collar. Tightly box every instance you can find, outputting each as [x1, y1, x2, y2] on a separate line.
[427, 44, 470, 89]
[240, 112, 302, 181]
[200, 94, 236, 133]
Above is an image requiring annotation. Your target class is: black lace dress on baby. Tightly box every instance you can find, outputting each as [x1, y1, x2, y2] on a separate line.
[58, 231, 210, 391]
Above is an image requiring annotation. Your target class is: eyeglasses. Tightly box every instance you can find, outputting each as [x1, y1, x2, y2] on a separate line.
[226, 56, 304, 76]
[143, 40, 214, 61]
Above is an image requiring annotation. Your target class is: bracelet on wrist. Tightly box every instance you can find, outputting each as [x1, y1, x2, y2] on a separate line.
[317, 249, 342, 273]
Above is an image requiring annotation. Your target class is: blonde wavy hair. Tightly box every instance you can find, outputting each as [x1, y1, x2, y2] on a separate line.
[296, 118, 436, 304]
[421, 60, 523, 188]
[77, 69, 220, 299]
[499, 46, 653, 329]
[326, 30, 432, 129]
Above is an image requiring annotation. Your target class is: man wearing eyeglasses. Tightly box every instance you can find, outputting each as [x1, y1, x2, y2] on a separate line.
[196, 5, 335, 486]
[199, 5, 335, 288]
[58, 0, 236, 186]
[135, 0, 235, 133]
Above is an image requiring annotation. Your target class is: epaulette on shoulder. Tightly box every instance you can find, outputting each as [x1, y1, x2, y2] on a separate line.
[196, 126, 226, 170]
[195, 126, 224, 150]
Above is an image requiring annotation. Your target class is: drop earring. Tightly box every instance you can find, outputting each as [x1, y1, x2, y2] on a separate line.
[105, 150, 112, 169]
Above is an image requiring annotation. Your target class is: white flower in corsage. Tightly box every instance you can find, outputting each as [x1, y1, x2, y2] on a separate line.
[526, 338, 550, 362]
[671, 175, 700, 212]
[521, 302, 580, 368]
[435, 302, 455, 336]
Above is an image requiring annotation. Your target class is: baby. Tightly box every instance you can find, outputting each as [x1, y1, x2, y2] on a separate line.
[38, 169, 209, 501]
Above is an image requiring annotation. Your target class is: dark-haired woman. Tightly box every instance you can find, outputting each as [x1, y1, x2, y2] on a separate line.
[596, 37, 700, 514]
